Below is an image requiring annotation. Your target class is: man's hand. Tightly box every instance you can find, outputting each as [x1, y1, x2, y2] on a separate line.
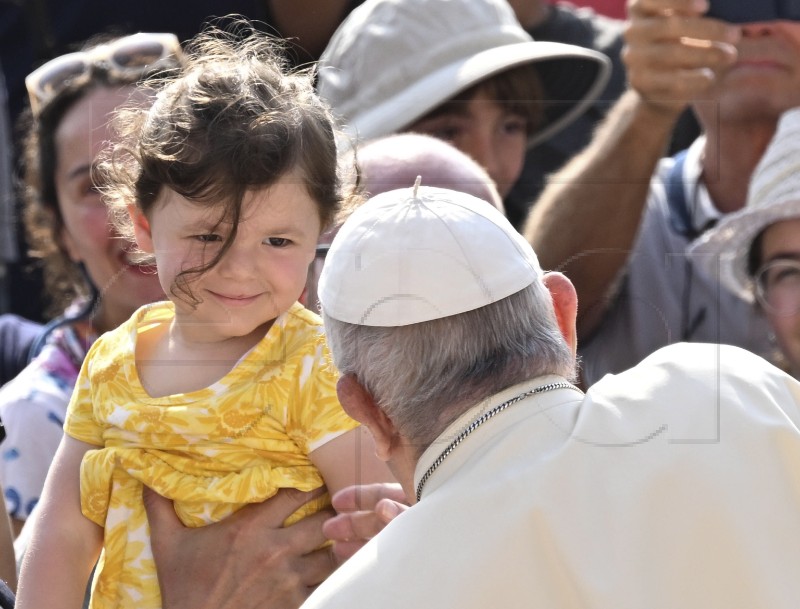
[322, 483, 409, 561]
[624, 0, 740, 114]
[143, 486, 336, 609]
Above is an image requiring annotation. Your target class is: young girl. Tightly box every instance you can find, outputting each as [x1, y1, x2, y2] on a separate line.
[17, 28, 390, 609]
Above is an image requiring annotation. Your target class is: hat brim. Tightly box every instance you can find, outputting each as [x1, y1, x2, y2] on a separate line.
[690, 199, 800, 300]
[340, 41, 611, 148]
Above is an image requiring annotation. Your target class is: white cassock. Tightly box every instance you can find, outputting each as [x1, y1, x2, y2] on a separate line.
[303, 343, 800, 609]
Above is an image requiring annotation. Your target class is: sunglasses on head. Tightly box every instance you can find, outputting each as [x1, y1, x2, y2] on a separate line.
[25, 32, 182, 117]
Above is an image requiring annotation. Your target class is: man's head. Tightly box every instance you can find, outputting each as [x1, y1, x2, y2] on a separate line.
[354, 133, 504, 213]
[318, 185, 577, 493]
[317, 0, 609, 196]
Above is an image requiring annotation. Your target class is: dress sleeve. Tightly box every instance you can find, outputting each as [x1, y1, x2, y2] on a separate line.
[63, 340, 105, 446]
[284, 331, 359, 455]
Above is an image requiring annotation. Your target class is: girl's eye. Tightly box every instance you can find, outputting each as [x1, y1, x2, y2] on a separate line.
[194, 234, 222, 243]
[266, 237, 290, 247]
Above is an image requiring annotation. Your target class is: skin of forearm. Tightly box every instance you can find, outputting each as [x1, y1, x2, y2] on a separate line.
[524, 90, 683, 337]
[16, 521, 101, 609]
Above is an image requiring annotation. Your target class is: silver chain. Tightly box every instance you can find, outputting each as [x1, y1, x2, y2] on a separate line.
[415, 381, 582, 502]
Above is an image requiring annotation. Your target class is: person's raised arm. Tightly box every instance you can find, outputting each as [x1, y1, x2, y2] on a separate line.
[144, 486, 337, 609]
[523, 0, 740, 338]
[16, 436, 102, 609]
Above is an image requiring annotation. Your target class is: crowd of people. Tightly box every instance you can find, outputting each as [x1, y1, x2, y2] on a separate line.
[1, 0, 800, 607]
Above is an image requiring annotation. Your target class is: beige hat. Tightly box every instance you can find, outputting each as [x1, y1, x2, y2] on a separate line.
[690, 107, 800, 300]
[317, 0, 611, 148]
[318, 182, 541, 326]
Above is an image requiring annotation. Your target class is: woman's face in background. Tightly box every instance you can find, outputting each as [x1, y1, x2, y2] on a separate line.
[54, 86, 164, 332]
[757, 218, 800, 376]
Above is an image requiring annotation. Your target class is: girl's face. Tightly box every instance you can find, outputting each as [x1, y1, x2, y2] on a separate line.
[757, 218, 800, 375]
[55, 86, 165, 331]
[133, 172, 321, 344]
[407, 89, 527, 198]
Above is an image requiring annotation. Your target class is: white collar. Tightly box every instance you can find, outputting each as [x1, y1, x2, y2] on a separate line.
[413, 375, 583, 501]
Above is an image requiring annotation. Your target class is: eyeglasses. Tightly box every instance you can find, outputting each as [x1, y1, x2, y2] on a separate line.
[755, 258, 800, 315]
[25, 32, 182, 117]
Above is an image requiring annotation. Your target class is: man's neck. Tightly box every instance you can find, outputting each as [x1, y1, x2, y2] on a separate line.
[702, 118, 778, 214]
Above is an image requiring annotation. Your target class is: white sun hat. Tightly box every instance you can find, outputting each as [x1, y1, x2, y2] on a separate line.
[317, 0, 611, 149]
[689, 107, 800, 300]
[318, 181, 542, 326]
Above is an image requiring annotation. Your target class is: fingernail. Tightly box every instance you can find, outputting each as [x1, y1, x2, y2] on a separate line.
[379, 501, 401, 520]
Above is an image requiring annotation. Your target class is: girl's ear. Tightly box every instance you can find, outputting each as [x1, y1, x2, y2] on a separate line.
[129, 206, 154, 254]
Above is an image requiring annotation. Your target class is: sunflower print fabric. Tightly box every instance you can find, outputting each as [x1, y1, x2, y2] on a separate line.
[64, 300, 357, 609]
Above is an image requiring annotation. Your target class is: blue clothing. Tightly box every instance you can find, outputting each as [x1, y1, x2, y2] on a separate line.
[0, 315, 42, 387]
[0, 323, 91, 521]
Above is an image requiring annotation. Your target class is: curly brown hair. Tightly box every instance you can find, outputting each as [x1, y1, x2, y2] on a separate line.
[100, 24, 356, 306]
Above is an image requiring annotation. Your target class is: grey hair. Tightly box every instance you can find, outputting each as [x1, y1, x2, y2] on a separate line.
[323, 280, 576, 451]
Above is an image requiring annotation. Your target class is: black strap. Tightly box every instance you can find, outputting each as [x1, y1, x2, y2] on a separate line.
[0, 579, 14, 609]
[27, 263, 99, 363]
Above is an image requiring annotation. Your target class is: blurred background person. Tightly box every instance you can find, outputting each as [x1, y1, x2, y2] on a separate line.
[691, 106, 800, 377]
[317, 0, 610, 222]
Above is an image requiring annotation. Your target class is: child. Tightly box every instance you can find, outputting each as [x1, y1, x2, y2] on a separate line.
[16, 28, 390, 609]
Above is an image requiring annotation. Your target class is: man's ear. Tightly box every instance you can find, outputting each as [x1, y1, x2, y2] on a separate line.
[129, 205, 155, 254]
[542, 272, 578, 356]
[337, 374, 397, 462]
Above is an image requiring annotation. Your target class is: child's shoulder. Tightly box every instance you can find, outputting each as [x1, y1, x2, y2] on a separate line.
[261, 302, 329, 360]
[284, 301, 324, 331]
[88, 301, 172, 362]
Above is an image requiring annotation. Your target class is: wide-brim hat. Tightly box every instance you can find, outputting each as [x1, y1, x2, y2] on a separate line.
[317, 0, 611, 149]
[689, 107, 800, 301]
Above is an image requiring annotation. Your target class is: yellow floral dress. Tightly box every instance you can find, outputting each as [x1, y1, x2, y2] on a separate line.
[64, 301, 358, 609]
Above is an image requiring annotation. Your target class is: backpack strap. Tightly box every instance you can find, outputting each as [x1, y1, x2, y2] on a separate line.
[665, 148, 694, 238]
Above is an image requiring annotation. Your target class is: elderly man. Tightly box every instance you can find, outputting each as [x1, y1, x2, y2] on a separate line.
[525, 0, 800, 385]
[302, 183, 800, 608]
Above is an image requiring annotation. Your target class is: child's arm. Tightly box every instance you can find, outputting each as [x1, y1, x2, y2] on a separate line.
[310, 426, 395, 504]
[16, 435, 103, 609]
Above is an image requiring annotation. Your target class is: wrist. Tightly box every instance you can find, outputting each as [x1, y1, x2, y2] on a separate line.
[627, 89, 688, 126]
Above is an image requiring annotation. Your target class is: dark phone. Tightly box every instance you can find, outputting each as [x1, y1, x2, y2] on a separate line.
[706, 0, 800, 22]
